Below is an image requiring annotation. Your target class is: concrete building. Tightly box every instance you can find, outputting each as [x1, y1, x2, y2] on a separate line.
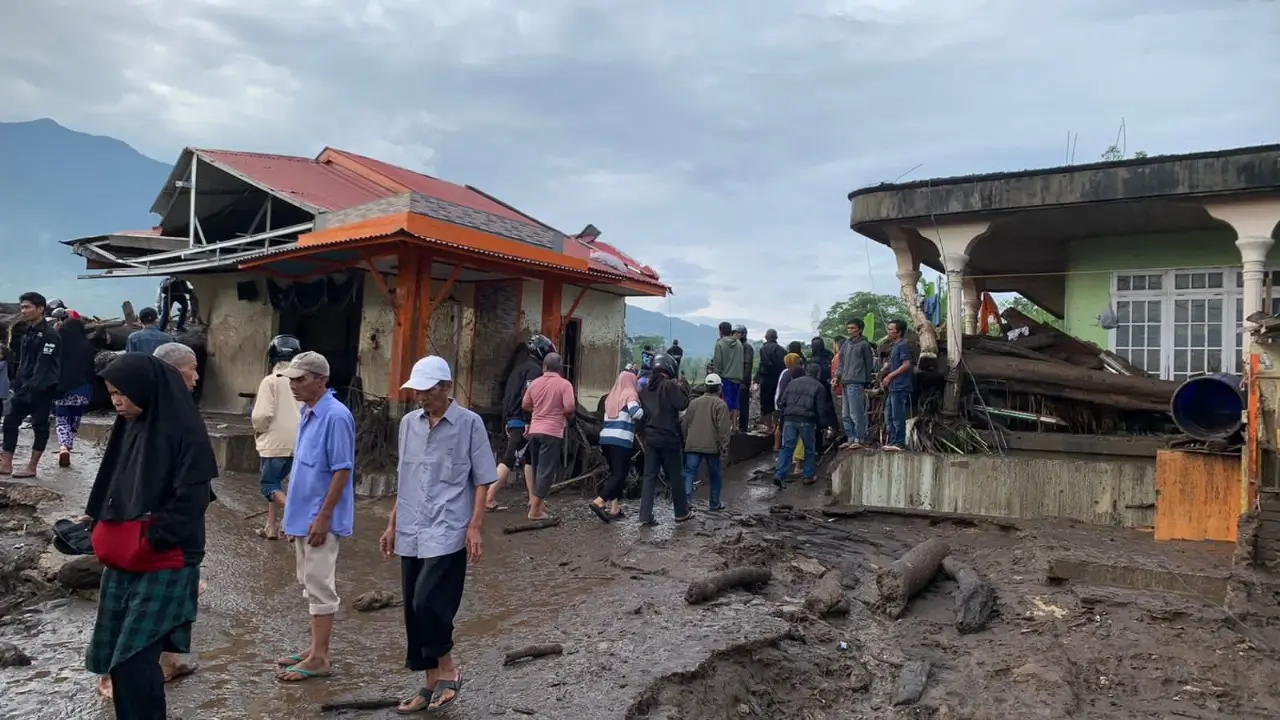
[837, 144, 1280, 538]
[65, 147, 667, 415]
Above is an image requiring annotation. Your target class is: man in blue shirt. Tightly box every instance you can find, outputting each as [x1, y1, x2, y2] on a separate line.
[382, 355, 496, 712]
[125, 307, 170, 355]
[879, 319, 914, 452]
[274, 351, 355, 683]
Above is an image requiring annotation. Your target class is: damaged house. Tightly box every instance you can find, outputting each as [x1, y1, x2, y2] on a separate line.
[840, 143, 1280, 541]
[62, 147, 667, 479]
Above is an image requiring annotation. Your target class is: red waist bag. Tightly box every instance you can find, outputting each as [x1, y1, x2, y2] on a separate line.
[91, 519, 184, 573]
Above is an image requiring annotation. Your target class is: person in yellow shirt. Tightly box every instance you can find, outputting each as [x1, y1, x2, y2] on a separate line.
[251, 335, 303, 539]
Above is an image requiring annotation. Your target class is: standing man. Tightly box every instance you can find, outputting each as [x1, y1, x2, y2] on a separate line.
[639, 345, 656, 379]
[485, 335, 553, 512]
[1, 292, 60, 479]
[521, 352, 576, 522]
[381, 355, 495, 713]
[666, 339, 683, 372]
[154, 342, 199, 391]
[734, 325, 753, 433]
[710, 322, 744, 430]
[274, 351, 355, 683]
[880, 319, 914, 452]
[681, 373, 731, 512]
[837, 319, 876, 450]
[756, 329, 785, 437]
[251, 335, 302, 540]
[157, 275, 195, 332]
[126, 307, 170, 355]
[774, 363, 836, 488]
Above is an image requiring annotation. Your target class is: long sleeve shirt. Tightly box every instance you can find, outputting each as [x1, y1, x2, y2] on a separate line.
[251, 372, 301, 458]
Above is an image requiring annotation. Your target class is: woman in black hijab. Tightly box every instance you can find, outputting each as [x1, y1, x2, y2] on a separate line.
[53, 318, 97, 468]
[84, 353, 218, 720]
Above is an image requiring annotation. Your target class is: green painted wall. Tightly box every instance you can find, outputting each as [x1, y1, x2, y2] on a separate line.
[1062, 229, 1276, 346]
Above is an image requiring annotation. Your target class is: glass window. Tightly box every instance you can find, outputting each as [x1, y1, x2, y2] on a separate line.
[1114, 299, 1163, 377]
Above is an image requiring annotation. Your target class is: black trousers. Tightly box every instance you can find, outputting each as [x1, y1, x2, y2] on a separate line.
[401, 550, 468, 672]
[110, 637, 166, 720]
[639, 441, 689, 523]
[601, 443, 632, 502]
[160, 294, 190, 332]
[2, 391, 53, 453]
[738, 385, 751, 432]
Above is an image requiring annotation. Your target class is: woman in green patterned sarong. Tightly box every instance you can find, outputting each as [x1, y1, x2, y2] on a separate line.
[84, 353, 218, 720]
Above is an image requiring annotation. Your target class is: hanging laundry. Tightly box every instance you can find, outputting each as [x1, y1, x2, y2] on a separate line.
[977, 292, 1001, 334]
[923, 295, 942, 326]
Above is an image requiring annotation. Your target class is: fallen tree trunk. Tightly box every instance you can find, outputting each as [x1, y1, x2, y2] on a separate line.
[92, 322, 208, 352]
[503, 643, 563, 665]
[685, 567, 772, 605]
[501, 517, 560, 534]
[988, 380, 1170, 412]
[942, 557, 996, 633]
[962, 353, 1177, 403]
[803, 569, 849, 616]
[873, 538, 950, 618]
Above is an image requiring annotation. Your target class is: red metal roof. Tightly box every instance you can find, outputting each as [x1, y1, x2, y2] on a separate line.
[195, 149, 392, 212]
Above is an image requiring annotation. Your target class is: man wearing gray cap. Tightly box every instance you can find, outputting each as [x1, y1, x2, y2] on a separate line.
[274, 351, 355, 683]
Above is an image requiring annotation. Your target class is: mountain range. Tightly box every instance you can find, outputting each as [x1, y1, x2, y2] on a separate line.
[0, 118, 725, 344]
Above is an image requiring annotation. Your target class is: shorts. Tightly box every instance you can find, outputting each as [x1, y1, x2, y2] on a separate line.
[721, 379, 741, 412]
[528, 434, 563, 498]
[259, 456, 292, 501]
[500, 427, 528, 468]
[294, 533, 341, 615]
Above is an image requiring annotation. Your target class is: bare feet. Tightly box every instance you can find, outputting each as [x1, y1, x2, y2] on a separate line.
[11, 464, 37, 479]
[58, 447, 71, 467]
[276, 650, 311, 666]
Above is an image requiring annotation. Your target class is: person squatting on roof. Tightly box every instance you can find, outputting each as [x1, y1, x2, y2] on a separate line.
[1, 291, 61, 479]
[274, 351, 356, 683]
[382, 355, 496, 713]
[85, 353, 217, 719]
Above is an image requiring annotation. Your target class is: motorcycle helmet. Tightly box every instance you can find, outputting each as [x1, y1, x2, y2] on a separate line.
[46, 298, 65, 311]
[267, 334, 302, 367]
[526, 333, 556, 362]
[651, 353, 678, 379]
[732, 324, 747, 336]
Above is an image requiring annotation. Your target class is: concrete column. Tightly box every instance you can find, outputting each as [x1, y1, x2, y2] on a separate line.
[1203, 200, 1280, 363]
[943, 252, 968, 367]
[884, 226, 937, 361]
[962, 276, 982, 335]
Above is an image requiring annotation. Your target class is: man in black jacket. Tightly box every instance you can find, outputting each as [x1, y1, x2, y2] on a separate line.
[773, 362, 835, 488]
[1, 292, 61, 478]
[755, 329, 786, 435]
[485, 335, 554, 511]
[637, 353, 691, 526]
[734, 325, 754, 433]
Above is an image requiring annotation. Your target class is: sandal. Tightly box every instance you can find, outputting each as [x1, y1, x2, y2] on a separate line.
[11, 469, 36, 479]
[429, 671, 463, 711]
[588, 503, 611, 523]
[277, 665, 330, 682]
[163, 661, 199, 683]
[674, 512, 695, 523]
[275, 653, 306, 666]
[608, 509, 627, 520]
[397, 687, 432, 714]
[256, 528, 279, 540]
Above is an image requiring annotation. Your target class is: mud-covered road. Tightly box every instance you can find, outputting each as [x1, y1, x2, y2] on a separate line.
[2, 435, 1279, 719]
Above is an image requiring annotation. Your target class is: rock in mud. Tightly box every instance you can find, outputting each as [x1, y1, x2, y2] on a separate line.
[0, 641, 32, 667]
[56, 556, 104, 590]
[849, 660, 872, 692]
[892, 660, 931, 706]
[351, 590, 401, 612]
[791, 556, 826, 576]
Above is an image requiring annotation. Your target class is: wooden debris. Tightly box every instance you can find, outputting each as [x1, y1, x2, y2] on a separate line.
[684, 567, 772, 605]
[892, 660, 931, 706]
[873, 538, 950, 618]
[319, 698, 400, 712]
[941, 557, 997, 633]
[819, 506, 865, 519]
[351, 590, 402, 612]
[803, 569, 849, 616]
[502, 517, 561, 535]
[503, 643, 564, 666]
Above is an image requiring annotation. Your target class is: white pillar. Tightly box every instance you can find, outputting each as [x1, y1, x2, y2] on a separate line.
[919, 221, 990, 367]
[885, 226, 938, 360]
[962, 276, 982, 335]
[1203, 200, 1280, 364]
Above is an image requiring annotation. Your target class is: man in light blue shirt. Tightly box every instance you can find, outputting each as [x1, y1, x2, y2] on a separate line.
[381, 355, 495, 713]
[125, 307, 170, 355]
[274, 351, 355, 683]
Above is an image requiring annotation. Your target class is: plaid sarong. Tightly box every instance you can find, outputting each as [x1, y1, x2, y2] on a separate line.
[85, 565, 200, 674]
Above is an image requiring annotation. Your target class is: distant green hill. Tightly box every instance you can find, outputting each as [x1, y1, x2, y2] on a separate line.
[624, 304, 721, 354]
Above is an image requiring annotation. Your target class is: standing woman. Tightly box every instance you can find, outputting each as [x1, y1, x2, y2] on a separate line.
[53, 318, 97, 467]
[85, 353, 218, 719]
[590, 371, 644, 522]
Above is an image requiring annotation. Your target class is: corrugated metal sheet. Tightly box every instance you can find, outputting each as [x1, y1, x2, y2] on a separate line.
[829, 452, 1157, 528]
[196, 149, 392, 212]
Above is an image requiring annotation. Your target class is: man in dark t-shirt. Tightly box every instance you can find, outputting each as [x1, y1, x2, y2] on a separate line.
[879, 319, 914, 452]
[666, 340, 683, 370]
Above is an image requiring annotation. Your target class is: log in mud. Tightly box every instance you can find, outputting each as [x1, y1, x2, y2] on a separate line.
[942, 556, 997, 633]
[503, 643, 564, 665]
[685, 567, 772, 605]
[873, 538, 950, 618]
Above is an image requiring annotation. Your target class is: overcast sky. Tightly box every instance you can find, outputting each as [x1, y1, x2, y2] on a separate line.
[2, 0, 1278, 337]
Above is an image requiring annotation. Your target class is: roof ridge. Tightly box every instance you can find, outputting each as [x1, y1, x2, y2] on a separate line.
[194, 148, 315, 162]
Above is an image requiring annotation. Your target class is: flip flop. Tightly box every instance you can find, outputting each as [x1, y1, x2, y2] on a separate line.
[11, 469, 36, 479]
[256, 528, 279, 540]
[588, 503, 611, 523]
[428, 670, 462, 711]
[277, 665, 330, 682]
[163, 661, 199, 683]
[396, 687, 432, 715]
[608, 509, 627, 520]
[275, 653, 306, 666]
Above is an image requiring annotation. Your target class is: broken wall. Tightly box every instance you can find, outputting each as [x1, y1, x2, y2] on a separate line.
[187, 273, 275, 413]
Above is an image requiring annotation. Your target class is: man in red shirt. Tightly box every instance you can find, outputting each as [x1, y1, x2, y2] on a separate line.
[521, 353, 576, 521]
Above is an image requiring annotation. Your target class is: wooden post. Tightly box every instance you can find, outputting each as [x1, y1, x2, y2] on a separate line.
[541, 278, 564, 347]
[561, 285, 589, 348]
[389, 247, 426, 398]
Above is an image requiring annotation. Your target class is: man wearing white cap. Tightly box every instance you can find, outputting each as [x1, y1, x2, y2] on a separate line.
[380, 355, 497, 713]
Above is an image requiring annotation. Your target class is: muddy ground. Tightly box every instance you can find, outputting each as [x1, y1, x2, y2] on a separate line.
[1, 434, 1279, 719]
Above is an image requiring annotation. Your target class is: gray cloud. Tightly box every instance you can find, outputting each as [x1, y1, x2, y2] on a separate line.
[2, 0, 1278, 329]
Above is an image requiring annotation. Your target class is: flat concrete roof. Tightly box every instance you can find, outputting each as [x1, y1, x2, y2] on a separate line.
[850, 143, 1280, 227]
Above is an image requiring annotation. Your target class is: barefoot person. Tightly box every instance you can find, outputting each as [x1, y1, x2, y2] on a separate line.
[381, 355, 495, 713]
[274, 351, 355, 683]
[85, 353, 217, 719]
[1, 292, 61, 479]
[251, 335, 302, 539]
[521, 352, 576, 521]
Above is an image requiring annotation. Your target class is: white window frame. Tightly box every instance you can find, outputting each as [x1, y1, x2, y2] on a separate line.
[1107, 267, 1246, 380]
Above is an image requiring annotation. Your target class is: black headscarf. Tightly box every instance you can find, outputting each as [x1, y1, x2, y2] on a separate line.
[57, 318, 97, 393]
[86, 354, 218, 559]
